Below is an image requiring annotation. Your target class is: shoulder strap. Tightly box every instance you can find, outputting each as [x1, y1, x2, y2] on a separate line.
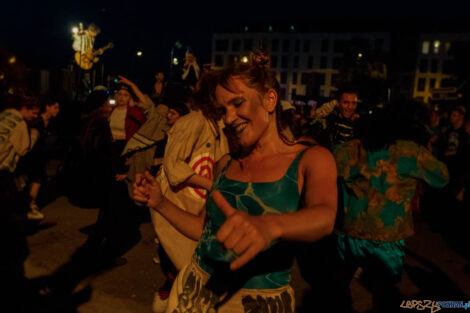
[285, 148, 309, 181]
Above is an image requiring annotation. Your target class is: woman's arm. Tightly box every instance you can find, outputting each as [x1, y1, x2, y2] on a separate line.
[134, 171, 205, 240]
[118, 75, 146, 105]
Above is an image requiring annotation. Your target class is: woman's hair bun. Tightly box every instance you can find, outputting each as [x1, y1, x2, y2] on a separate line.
[250, 49, 271, 70]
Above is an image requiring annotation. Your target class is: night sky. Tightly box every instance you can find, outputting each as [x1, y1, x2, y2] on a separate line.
[1, 0, 468, 89]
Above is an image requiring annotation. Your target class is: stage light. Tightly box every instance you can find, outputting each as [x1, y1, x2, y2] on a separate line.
[8, 56, 16, 64]
[173, 58, 179, 65]
[72, 26, 79, 34]
[137, 51, 143, 57]
[241, 56, 249, 63]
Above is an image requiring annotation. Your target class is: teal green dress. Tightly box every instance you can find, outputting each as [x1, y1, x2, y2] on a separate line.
[193, 149, 308, 290]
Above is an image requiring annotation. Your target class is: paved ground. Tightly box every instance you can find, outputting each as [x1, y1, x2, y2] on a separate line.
[23, 196, 470, 313]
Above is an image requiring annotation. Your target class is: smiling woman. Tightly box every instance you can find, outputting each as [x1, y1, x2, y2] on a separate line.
[134, 57, 338, 312]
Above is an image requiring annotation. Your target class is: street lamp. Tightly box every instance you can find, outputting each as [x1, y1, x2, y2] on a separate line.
[137, 51, 143, 57]
[241, 56, 249, 63]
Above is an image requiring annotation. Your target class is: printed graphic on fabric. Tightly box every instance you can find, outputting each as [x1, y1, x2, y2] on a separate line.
[241, 291, 294, 313]
[189, 153, 214, 199]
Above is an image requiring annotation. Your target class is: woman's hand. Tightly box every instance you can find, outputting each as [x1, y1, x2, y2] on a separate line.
[117, 75, 134, 87]
[133, 171, 163, 208]
[213, 191, 282, 271]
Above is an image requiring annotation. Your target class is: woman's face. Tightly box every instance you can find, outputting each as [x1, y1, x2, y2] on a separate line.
[215, 77, 276, 147]
[167, 109, 181, 126]
[116, 89, 131, 106]
[46, 102, 60, 117]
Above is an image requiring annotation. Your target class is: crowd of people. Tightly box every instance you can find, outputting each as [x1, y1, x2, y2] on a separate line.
[1, 46, 469, 313]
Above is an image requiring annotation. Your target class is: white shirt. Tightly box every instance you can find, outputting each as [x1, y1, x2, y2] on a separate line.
[109, 107, 127, 141]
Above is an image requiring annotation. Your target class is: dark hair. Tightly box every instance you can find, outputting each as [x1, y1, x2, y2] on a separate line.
[39, 95, 59, 113]
[190, 70, 223, 126]
[4, 89, 40, 110]
[115, 84, 137, 101]
[84, 90, 108, 115]
[337, 86, 359, 100]
[88, 23, 101, 34]
[168, 102, 189, 117]
[217, 60, 296, 145]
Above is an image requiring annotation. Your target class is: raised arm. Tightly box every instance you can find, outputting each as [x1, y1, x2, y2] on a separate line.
[117, 75, 146, 105]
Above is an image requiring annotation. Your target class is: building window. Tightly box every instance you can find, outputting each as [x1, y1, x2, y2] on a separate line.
[282, 39, 290, 52]
[331, 73, 340, 87]
[301, 73, 309, 85]
[231, 39, 241, 52]
[375, 38, 384, 52]
[417, 78, 426, 91]
[215, 55, 224, 67]
[280, 88, 287, 100]
[271, 39, 279, 51]
[215, 39, 229, 52]
[315, 72, 326, 85]
[228, 55, 239, 65]
[419, 59, 428, 73]
[295, 40, 300, 52]
[303, 40, 310, 52]
[334, 40, 345, 53]
[293, 56, 299, 68]
[321, 39, 329, 52]
[430, 78, 436, 89]
[281, 55, 288, 68]
[422, 41, 430, 54]
[433, 40, 440, 54]
[292, 72, 298, 84]
[243, 38, 253, 51]
[430, 59, 438, 73]
[292, 88, 297, 99]
[442, 60, 455, 74]
[332, 57, 341, 69]
[271, 55, 278, 68]
[320, 56, 328, 68]
[444, 42, 451, 54]
[280, 72, 287, 84]
[308, 56, 314, 69]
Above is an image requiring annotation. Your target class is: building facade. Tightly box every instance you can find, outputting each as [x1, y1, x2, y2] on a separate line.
[212, 31, 390, 101]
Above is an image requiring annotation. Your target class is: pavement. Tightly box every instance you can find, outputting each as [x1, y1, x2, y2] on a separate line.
[23, 196, 470, 313]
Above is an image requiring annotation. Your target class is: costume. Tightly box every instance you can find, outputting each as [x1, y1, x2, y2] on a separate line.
[334, 139, 449, 280]
[72, 32, 95, 54]
[153, 110, 229, 272]
[166, 150, 308, 313]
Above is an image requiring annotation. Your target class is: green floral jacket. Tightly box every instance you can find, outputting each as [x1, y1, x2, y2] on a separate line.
[334, 139, 449, 241]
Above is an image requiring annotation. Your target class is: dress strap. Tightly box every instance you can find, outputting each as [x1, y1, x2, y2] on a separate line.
[285, 148, 309, 182]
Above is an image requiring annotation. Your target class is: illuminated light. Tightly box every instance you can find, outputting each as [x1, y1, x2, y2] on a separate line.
[244, 26, 248, 32]
[72, 26, 79, 34]
[109, 99, 116, 105]
[358, 53, 363, 58]
[106, 90, 110, 94]
[8, 88, 14, 94]
[9, 56, 16, 64]
[290, 25, 295, 31]
[114, 78, 118, 83]
[173, 58, 179, 65]
[369, 110, 373, 115]
[433, 40, 440, 54]
[137, 51, 143, 57]
[268, 25, 273, 32]
[422, 41, 430, 54]
[241, 56, 249, 63]
[0, 73, 4, 80]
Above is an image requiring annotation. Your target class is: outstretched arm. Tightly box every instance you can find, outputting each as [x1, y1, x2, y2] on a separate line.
[133, 171, 205, 240]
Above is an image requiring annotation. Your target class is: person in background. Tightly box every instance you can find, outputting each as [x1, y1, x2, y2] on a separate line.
[23, 96, 60, 220]
[326, 88, 359, 149]
[146, 72, 229, 313]
[333, 109, 449, 312]
[0, 92, 40, 311]
[152, 72, 166, 103]
[181, 52, 200, 92]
